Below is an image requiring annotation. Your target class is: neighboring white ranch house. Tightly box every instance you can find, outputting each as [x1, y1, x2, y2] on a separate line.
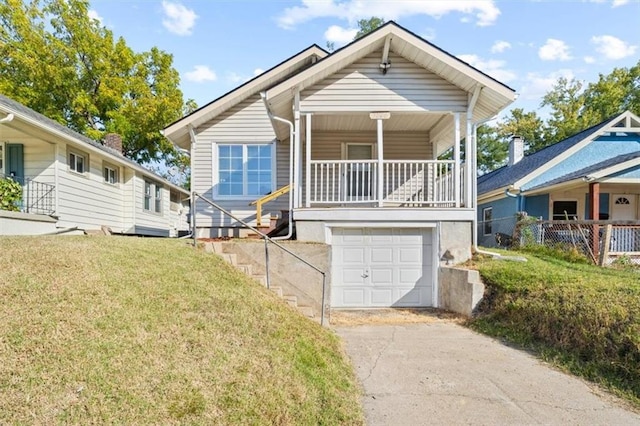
[0, 95, 190, 237]
[163, 22, 516, 309]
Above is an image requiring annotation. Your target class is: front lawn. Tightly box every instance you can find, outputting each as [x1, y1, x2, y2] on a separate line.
[0, 236, 363, 424]
[468, 248, 640, 406]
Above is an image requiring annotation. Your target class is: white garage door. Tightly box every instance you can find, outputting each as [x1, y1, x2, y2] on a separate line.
[331, 228, 434, 308]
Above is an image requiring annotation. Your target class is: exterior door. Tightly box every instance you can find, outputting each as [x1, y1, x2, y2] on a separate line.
[6, 143, 24, 183]
[611, 195, 636, 220]
[345, 144, 374, 198]
[331, 227, 434, 308]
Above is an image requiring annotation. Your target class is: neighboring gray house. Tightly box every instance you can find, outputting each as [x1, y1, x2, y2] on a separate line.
[0, 95, 190, 236]
[163, 22, 516, 309]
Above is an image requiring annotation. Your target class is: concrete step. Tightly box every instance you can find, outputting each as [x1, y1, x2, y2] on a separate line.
[252, 275, 267, 286]
[283, 295, 298, 307]
[235, 263, 252, 275]
[269, 286, 283, 297]
[297, 305, 314, 318]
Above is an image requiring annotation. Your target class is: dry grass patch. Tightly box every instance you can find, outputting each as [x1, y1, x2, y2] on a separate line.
[0, 236, 363, 424]
[331, 308, 463, 326]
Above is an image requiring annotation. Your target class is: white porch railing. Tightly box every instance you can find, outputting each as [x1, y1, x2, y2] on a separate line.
[309, 160, 459, 206]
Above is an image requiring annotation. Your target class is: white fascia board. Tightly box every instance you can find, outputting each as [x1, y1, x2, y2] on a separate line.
[2, 104, 189, 195]
[477, 188, 509, 204]
[396, 28, 515, 104]
[523, 180, 585, 196]
[163, 45, 327, 143]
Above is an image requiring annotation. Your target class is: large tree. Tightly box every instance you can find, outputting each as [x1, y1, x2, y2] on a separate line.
[0, 0, 189, 165]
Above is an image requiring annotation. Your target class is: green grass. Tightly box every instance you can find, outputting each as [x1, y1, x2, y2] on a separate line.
[0, 236, 363, 424]
[468, 247, 640, 406]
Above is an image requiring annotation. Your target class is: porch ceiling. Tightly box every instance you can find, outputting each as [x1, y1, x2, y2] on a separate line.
[310, 113, 443, 132]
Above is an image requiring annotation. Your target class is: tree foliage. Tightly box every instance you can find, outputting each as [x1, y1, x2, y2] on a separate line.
[0, 0, 190, 165]
[354, 17, 385, 39]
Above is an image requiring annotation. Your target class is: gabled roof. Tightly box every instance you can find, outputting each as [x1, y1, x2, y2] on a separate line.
[264, 21, 516, 124]
[477, 115, 621, 197]
[162, 44, 328, 148]
[527, 151, 640, 191]
[0, 94, 188, 194]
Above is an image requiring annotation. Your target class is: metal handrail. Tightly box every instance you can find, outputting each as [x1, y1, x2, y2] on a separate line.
[193, 192, 327, 326]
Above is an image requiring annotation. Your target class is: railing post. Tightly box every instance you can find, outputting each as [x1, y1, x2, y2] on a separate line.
[320, 273, 326, 326]
[453, 113, 461, 208]
[192, 199, 197, 247]
[376, 118, 384, 207]
[264, 237, 270, 289]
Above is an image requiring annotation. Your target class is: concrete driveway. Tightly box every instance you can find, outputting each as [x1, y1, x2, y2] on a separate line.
[335, 319, 640, 426]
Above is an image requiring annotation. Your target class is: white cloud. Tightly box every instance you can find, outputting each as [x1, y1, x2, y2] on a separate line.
[538, 38, 572, 61]
[420, 28, 436, 41]
[519, 69, 575, 100]
[457, 54, 516, 82]
[491, 40, 511, 53]
[87, 9, 103, 23]
[227, 72, 243, 84]
[161, 1, 197, 36]
[277, 0, 500, 29]
[591, 35, 637, 60]
[253, 68, 264, 76]
[324, 25, 358, 44]
[185, 65, 217, 83]
[584, 56, 596, 64]
[587, 0, 629, 6]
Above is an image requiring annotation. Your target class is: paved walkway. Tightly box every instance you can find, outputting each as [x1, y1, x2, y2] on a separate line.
[335, 321, 640, 426]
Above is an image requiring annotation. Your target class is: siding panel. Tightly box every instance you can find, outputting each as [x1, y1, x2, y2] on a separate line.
[301, 51, 467, 113]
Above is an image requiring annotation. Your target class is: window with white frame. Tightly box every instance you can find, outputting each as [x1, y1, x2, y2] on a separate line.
[482, 207, 493, 235]
[69, 150, 88, 174]
[217, 144, 273, 197]
[144, 180, 162, 213]
[103, 164, 118, 184]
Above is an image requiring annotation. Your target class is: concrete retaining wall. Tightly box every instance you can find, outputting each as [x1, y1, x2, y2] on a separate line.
[0, 211, 57, 235]
[222, 240, 331, 321]
[438, 266, 484, 317]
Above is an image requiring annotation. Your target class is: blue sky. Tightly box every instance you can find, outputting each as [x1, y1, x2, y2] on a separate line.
[90, 0, 639, 118]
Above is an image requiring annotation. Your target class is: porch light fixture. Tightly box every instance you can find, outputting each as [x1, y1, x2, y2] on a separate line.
[379, 61, 391, 74]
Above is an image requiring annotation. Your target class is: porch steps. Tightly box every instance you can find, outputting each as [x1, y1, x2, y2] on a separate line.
[203, 241, 315, 320]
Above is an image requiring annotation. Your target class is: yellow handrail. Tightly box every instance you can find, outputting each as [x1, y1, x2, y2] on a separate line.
[249, 184, 291, 227]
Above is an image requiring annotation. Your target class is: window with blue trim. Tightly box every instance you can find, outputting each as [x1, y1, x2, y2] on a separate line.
[218, 144, 273, 196]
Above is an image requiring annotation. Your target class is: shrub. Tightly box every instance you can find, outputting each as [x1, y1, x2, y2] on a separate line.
[0, 177, 22, 212]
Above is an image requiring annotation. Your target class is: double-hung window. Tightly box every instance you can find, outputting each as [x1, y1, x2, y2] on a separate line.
[103, 164, 118, 184]
[144, 180, 162, 213]
[482, 207, 493, 235]
[217, 144, 273, 197]
[69, 150, 87, 174]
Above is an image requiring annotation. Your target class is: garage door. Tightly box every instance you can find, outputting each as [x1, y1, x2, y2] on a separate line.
[331, 228, 434, 308]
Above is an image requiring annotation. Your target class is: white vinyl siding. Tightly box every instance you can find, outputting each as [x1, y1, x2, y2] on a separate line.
[55, 146, 126, 232]
[301, 51, 467, 113]
[192, 95, 286, 228]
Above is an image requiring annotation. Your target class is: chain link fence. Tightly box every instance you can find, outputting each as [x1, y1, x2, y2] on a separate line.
[479, 215, 640, 265]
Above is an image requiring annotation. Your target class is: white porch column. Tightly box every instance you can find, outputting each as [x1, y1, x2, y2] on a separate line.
[453, 112, 461, 208]
[465, 113, 473, 208]
[370, 112, 389, 207]
[377, 118, 384, 207]
[305, 113, 312, 208]
[293, 92, 301, 209]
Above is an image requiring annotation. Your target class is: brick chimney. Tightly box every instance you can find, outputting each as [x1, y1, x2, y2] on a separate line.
[508, 135, 524, 166]
[104, 133, 123, 154]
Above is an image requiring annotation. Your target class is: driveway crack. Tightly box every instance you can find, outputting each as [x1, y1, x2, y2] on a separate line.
[361, 326, 397, 383]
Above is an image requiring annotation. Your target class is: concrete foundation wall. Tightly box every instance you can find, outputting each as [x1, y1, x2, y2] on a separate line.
[439, 221, 472, 264]
[222, 240, 331, 321]
[0, 211, 57, 235]
[438, 266, 484, 317]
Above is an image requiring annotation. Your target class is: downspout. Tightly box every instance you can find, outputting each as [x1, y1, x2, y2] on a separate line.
[260, 92, 294, 240]
[188, 125, 197, 242]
